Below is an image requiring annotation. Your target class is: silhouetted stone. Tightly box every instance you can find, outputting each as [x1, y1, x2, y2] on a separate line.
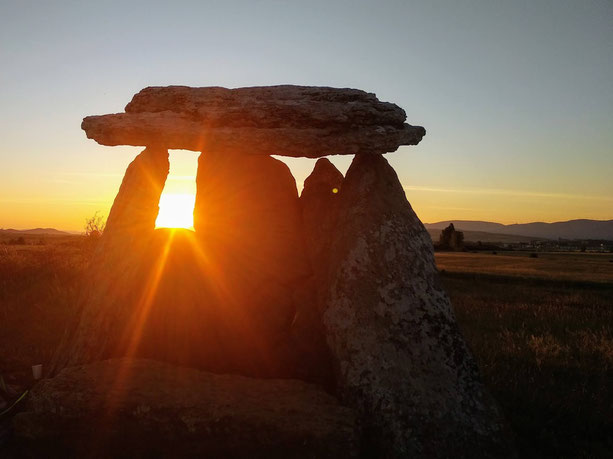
[289, 159, 344, 385]
[300, 158, 344, 278]
[102, 145, 169, 248]
[81, 85, 425, 157]
[13, 359, 359, 458]
[323, 154, 514, 457]
[192, 152, 312, 376]
[52, 147, 169, 373]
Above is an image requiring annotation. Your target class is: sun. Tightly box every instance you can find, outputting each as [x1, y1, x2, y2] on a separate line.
[155, 193, 196, 230]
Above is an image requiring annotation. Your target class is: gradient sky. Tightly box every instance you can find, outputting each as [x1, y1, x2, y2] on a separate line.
[1, 0, 611, 231]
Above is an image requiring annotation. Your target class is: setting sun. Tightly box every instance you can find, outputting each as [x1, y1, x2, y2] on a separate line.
[155, 193, 196, 229]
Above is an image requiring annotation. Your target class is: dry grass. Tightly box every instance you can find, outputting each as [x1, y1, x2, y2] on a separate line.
[445, 271, 613, 458]
[0, 238, 89, 373]
[436, 251, 613, 283]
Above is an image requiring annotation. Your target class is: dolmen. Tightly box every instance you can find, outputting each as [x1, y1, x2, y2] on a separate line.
[12, 86, 515, 457]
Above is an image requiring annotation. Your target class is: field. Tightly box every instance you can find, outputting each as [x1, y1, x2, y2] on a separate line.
[436, 251, 613, 283]
[438, 252, 613, 457]
[1, 240, 612, 457]
[0, 237, 89, 374]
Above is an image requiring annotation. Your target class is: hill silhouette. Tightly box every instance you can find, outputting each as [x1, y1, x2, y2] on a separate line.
[0, 228, 69, 235]
[425, 219, 613, 241]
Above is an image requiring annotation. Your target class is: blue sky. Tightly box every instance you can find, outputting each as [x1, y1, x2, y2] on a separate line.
[1, 0, 611, 230]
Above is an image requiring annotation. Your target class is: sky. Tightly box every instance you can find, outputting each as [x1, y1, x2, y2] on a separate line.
[0, 0, 611, 231]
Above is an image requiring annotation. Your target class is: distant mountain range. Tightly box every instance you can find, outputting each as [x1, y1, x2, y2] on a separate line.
[0, 228, 70, 235]
[425, 229, 537, 244]
[2, 219, 612, 241]
[424, 219, 613, 241]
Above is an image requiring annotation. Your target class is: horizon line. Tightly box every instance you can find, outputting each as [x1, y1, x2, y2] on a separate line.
[3, 216, 613, 234]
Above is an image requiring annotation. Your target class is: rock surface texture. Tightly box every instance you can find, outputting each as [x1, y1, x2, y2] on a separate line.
[12, 359, 359, 458]
[81, 85, 425, 157]
[51, 146, 169, 373]
[102, 145, 169, 242]
[323, 154, 514, 458]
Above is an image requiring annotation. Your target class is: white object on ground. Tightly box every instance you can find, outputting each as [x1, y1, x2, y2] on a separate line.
[32, 364, 43, 380]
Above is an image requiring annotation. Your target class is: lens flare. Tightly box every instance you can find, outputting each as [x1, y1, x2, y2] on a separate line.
[155, 193, 195, 230]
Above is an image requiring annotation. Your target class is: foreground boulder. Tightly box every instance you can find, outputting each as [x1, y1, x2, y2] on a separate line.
[81, 85, 425, 157]
[12, 359, 359, 458]
[323, 154, 514, 458]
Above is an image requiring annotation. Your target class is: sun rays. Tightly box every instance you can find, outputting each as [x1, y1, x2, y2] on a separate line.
[155, 193, 196, 230]
[153, 150, 199, 230]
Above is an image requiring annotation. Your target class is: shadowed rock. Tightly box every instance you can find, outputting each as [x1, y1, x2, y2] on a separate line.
[290, 159, 345, 385]
[323, 154, 515, 457]
[52, 147, 169, 373]
[13, 359, 359, 458]
[192, 152, 313, 376]
[102, 145, 169, 247]
[300, 158, 344, 281]
[81, 85, 425, 157]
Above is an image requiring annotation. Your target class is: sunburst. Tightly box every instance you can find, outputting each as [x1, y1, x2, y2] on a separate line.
[155, 193, 196, 230]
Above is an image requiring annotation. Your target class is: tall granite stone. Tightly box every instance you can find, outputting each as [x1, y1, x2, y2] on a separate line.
[323, 154, 514, 457]
[290, 158, 345, 385]
[193, 152, 313, 376]
[300, 158, 344, 280]
[102, 145, 169, 244]
[52, 146, 169, 373]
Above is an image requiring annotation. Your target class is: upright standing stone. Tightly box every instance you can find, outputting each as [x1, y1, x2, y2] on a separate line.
[103, 145, 169, 243]
[193, 152, 312, 376]
[52, 146, 169, 373]
[291, 158, 345, 384]
[323, 154, 514, 457]
[300, 158, 344, 284]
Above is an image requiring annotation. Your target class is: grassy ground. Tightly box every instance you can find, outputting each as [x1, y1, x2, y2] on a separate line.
[1, 241, 611, 456]
[436, 251, 613, 283]
[442, 253, 613, 458]
[0, 237, 89, 374]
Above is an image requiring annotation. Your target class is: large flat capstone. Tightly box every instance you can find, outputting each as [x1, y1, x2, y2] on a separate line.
[81, 85, 425, 157]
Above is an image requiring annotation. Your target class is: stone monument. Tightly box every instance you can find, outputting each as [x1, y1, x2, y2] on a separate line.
[14, 86, 514, 458]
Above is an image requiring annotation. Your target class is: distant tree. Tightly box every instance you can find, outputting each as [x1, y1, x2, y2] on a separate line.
[439, 223, 464, 251]
[84, 212, 106, 239]
[454, 230, 465, 250]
